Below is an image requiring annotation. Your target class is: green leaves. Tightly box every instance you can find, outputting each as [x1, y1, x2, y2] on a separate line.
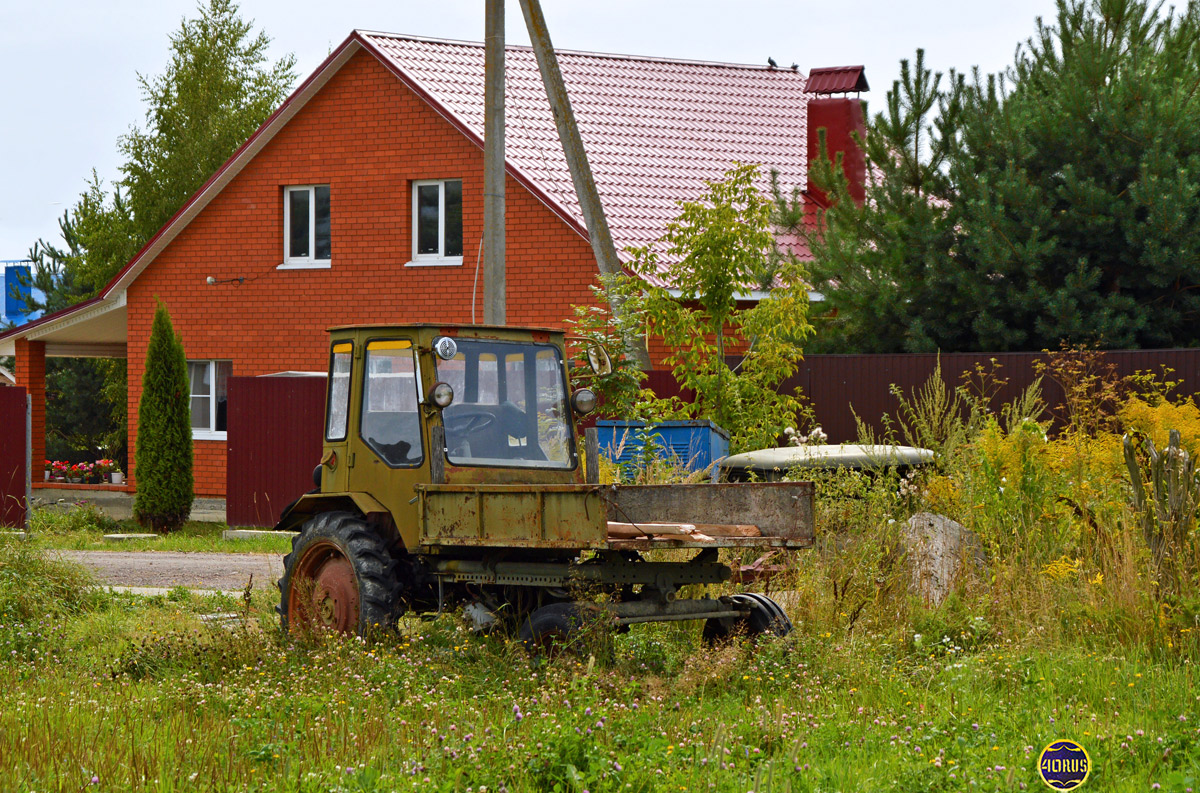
[622, 164, 814, 452]
[28, 0, 296, 314]
[119, 0, 296, 242]
[22, 0, 294, 466]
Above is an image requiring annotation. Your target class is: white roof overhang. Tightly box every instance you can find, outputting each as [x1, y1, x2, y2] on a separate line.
[0, 292, 127, 358]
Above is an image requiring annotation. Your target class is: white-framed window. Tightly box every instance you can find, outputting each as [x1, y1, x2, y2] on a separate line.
[409, 179, 463, 265]
[188, 360, 232, 440]
[281, 185, 331, 269]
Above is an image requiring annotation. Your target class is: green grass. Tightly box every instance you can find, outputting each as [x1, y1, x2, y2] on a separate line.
[6, 374, 1200, 790]
[23, 504, 294, 554]
[0, 549, 1196, 792]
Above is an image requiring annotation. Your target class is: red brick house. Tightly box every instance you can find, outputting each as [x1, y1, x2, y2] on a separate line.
[0, 31, 867, 498]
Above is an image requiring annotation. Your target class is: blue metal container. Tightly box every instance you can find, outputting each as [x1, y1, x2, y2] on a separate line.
[594, 420, 730, 472]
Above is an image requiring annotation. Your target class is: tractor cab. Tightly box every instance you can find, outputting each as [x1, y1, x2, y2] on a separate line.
[280, 324, 600, 549]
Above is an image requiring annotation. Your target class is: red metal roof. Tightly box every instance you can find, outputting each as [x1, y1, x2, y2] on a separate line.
[805, 66, 868, 95]
[1, 34, 841, 349]
[361, 33, 827, 285]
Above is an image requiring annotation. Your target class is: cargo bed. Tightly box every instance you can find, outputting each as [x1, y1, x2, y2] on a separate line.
[414, 481, 815, 551]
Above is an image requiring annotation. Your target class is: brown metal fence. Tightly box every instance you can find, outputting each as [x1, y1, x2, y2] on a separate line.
[226, 376, 326, 527]
[0, 387, 28, 528]
[222, 348, 1200, 525]
[644, 348, 1200, 444]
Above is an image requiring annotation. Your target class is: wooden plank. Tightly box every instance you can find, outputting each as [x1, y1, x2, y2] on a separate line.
[606, 521, 760, 538]
[606, 536, 812, 551]
[585, 427, 599, 485]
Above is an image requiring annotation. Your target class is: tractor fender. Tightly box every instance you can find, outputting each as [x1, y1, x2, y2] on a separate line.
[272, 491, 392, 534]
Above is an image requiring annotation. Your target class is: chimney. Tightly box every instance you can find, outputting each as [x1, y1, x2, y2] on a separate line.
[805, 66, 869, 205]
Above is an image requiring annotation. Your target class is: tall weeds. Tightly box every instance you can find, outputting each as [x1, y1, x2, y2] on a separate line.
[828, 348, 1200, 653]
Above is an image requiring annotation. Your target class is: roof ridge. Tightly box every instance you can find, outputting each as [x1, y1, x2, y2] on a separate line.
[355, 30, 807, 74]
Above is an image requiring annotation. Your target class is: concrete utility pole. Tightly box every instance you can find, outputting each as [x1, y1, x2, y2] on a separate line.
[517, 0, 651, 368]
[483, 0, 506, 325]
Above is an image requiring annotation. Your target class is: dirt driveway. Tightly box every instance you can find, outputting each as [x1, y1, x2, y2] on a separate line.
[55, 550, 284, 591]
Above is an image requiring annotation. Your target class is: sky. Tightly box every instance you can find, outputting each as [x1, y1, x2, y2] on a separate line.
[0, 0, 1062, 260]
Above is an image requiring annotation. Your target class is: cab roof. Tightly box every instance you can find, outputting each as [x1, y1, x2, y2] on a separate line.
[327, 323, 562, 334]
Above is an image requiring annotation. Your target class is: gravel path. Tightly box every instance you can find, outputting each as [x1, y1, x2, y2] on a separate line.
[54, 551, 284, 591]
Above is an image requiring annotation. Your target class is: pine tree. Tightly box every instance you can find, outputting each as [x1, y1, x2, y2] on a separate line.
[805, 0, 1200, 352]
[134, 302, 194, 532]
[950, 0, 1200, 350]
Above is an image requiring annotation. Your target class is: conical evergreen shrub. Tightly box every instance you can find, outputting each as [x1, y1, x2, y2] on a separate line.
[133, 301, 194, 531]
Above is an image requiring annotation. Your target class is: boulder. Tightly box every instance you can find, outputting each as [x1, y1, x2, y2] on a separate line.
[903, 512, 982, 607]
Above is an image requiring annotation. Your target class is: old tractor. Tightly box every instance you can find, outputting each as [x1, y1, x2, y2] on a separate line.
[274, 323, 814, 647]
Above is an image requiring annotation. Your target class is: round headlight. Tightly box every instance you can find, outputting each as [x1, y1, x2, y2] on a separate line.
[433, 336, 458, 360]
[571, 388, 597, 415]
[430, 381, 455, 408]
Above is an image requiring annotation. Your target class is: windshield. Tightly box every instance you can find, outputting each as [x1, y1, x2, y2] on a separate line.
[435, 339, 574, 469]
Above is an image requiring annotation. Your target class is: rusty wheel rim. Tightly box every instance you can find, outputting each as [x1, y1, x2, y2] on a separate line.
[288, 539, 360, 634]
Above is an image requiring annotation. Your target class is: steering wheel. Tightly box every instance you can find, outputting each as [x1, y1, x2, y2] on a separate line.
[443, 407, 497, 435]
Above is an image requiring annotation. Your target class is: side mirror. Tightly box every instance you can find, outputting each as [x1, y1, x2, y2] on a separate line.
[586, 344, 612, 376]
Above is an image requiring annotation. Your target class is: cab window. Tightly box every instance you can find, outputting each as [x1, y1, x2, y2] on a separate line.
[361, 340, 424, 467]
[325, 342, 353, 441]
[435, 339, 573, 469]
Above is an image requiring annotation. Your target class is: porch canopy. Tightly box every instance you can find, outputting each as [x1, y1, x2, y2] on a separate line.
[0, 292, 127, 360]
[0, 291, 128, 474]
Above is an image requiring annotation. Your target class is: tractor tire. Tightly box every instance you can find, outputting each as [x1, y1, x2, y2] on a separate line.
[277, 511, 402, 636]
[702, 593, 792, 644]
[518, 602, 593, 655]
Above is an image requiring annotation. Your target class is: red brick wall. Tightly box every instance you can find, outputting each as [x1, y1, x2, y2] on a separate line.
[14, 338, 45, 473]
[126, 50, 602, 495]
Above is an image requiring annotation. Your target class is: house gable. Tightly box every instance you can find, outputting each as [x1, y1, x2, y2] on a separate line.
[126, 47, 602, 494]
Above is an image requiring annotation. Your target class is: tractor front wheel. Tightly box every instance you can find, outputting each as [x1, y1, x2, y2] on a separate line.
[278, 511, 401, 636]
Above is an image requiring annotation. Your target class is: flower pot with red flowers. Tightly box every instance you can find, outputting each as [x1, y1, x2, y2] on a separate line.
[95, 459, 124, 485]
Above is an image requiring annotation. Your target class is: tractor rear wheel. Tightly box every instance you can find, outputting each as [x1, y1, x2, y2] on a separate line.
[278, 511, 401, 636]
[702, 593, 792, 644]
